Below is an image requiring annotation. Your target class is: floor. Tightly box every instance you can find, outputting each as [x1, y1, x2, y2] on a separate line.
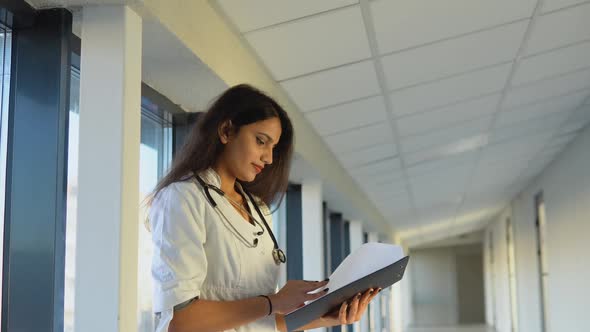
[406, 325, 494, 332]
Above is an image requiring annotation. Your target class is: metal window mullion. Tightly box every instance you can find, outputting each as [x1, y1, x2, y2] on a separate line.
[2, 8, 72, 332]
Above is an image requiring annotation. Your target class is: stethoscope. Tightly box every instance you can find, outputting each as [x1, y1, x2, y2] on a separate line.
[194, 175, 287, 265]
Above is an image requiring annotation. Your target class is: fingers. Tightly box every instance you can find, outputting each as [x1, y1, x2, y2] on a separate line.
[302, 279, 329, 291]
[339, 301, 348, 325]
[305, 287, 329, 301]
[357, 288, 380, 314]
[347, 293, 361, 322]
[360, 288, 374, 305]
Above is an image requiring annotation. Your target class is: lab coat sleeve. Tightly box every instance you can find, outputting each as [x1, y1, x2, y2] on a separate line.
[149, 182, 207, 313]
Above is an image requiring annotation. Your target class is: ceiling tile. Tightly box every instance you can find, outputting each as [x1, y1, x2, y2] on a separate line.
[245, 6, 371, 80]
[337, 143, 396, 168]
[370, 0, 536, 54]
[390, 63, 511, 116]
[558, 120, 587, 136]
[382, 21, 527, 90]
[324, 122, 393, 153]
[461, 193, 507, 211]
[371, 192, 411, 214]
[476, 156, 531, 179]
[404, 137, 487, 165]
[370, 178, 407, 193]
[469, 170, 524, 194]
[480, 133, 552, 165]
[401, 116, 492, 153]
[306, 96, 388, 136]
[368, 186, 408, 200]
[542, 0, 590, 13]
[513, 40, 590, 85]
[497, 90, 588, 127]
[216, 0, 358, 32]
[547, 132, 578, 149]
[350, 157, 402, 177]
[492, 112, 571, 143]
[526, 3, 590, 55]
[418, 204, 458, 222]
[410, 161, 474, 188]
[355, 170, 406, 188]
[406, 151, 479, 178]
[412, 174, 468, 209]
[504, 68, 590, 108]
[397, 94, 500, 137]
[414, 193, 462, 211]
[565, 104, 590, 127]
[281, 60, 380, 111]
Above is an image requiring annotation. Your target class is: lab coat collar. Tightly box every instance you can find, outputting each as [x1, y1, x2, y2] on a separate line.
[198, 167, 246, 194]
[199, 167, 222, 188]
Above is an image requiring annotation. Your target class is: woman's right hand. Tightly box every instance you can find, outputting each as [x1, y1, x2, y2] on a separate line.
[269, 279, 330, 315]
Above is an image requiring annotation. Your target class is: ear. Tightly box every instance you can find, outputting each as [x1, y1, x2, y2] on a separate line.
[218, 120, 234, 144]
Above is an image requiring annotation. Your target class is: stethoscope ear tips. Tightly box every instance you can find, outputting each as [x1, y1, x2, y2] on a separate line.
[253, 238, 259, 246]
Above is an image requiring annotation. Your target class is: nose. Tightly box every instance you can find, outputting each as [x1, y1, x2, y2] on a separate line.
[262, 146, 273, 165]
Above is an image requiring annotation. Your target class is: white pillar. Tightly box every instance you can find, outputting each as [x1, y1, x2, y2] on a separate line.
[367, 232, 382, 332]
[349, 221, 364, 332]
[301, 180, 326, 332]
[301, 180, 325, 281]
[75, 6, 142, 332]
[349, 221, 364, 252]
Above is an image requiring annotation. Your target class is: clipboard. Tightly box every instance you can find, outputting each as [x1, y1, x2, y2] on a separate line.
[284, 256, 410, 331]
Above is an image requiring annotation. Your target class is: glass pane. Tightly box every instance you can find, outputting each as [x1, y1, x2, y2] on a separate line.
[0, 27, 12, 328]
[138, 110, 172, 331]
[64, 67, 81, 332]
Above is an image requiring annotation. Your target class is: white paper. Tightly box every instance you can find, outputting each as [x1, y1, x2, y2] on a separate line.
[310, 242, 404, 299]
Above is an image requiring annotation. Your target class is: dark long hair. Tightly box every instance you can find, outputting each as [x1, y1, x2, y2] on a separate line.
[151, 84, 294, 207]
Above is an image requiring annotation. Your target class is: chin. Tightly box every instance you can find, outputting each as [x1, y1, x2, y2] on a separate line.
[238, 172, 256, 183]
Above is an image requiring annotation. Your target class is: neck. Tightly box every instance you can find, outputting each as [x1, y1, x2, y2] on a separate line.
[212, 162, 238, 196]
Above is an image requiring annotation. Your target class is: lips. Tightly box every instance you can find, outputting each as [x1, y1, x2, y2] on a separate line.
[253, 164, 263, 174]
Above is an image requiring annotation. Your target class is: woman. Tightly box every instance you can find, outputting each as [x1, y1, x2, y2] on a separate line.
[148, 84, 380, 332]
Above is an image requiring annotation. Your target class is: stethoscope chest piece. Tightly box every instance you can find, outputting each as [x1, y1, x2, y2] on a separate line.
[272, 248, 287, 265]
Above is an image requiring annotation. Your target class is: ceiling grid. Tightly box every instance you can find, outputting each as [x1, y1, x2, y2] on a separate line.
[213, 0, 590, 245]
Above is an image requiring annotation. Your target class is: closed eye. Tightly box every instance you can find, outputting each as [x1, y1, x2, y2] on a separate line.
[256, 137, 265, 146]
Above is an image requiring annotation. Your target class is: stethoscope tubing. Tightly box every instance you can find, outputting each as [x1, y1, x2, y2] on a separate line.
[193, 174, 285, 264]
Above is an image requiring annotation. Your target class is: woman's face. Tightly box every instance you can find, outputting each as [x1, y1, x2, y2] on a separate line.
[220, 117, 282, 182]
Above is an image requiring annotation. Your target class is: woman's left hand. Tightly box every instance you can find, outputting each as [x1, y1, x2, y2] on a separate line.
[279, 288, 382, 331]
[319, 288, 381, 327]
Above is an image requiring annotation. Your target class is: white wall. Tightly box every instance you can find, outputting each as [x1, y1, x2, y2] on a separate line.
[455, 246, 485, 323]
[485, 123, 590, 332]
[484, 208, 513, 332]
[411, 244, 485, 327]
[410, 247, 459, 326]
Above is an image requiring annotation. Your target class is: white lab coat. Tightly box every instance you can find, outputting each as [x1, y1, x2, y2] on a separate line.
[149, 168, 279, 332]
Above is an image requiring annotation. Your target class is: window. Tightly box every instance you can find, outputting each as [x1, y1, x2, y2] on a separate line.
[63, 66, 174, 331]
[64, 65, 80, 332]
[137, 104, 172, 332]
[0, 25, 12, 327]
